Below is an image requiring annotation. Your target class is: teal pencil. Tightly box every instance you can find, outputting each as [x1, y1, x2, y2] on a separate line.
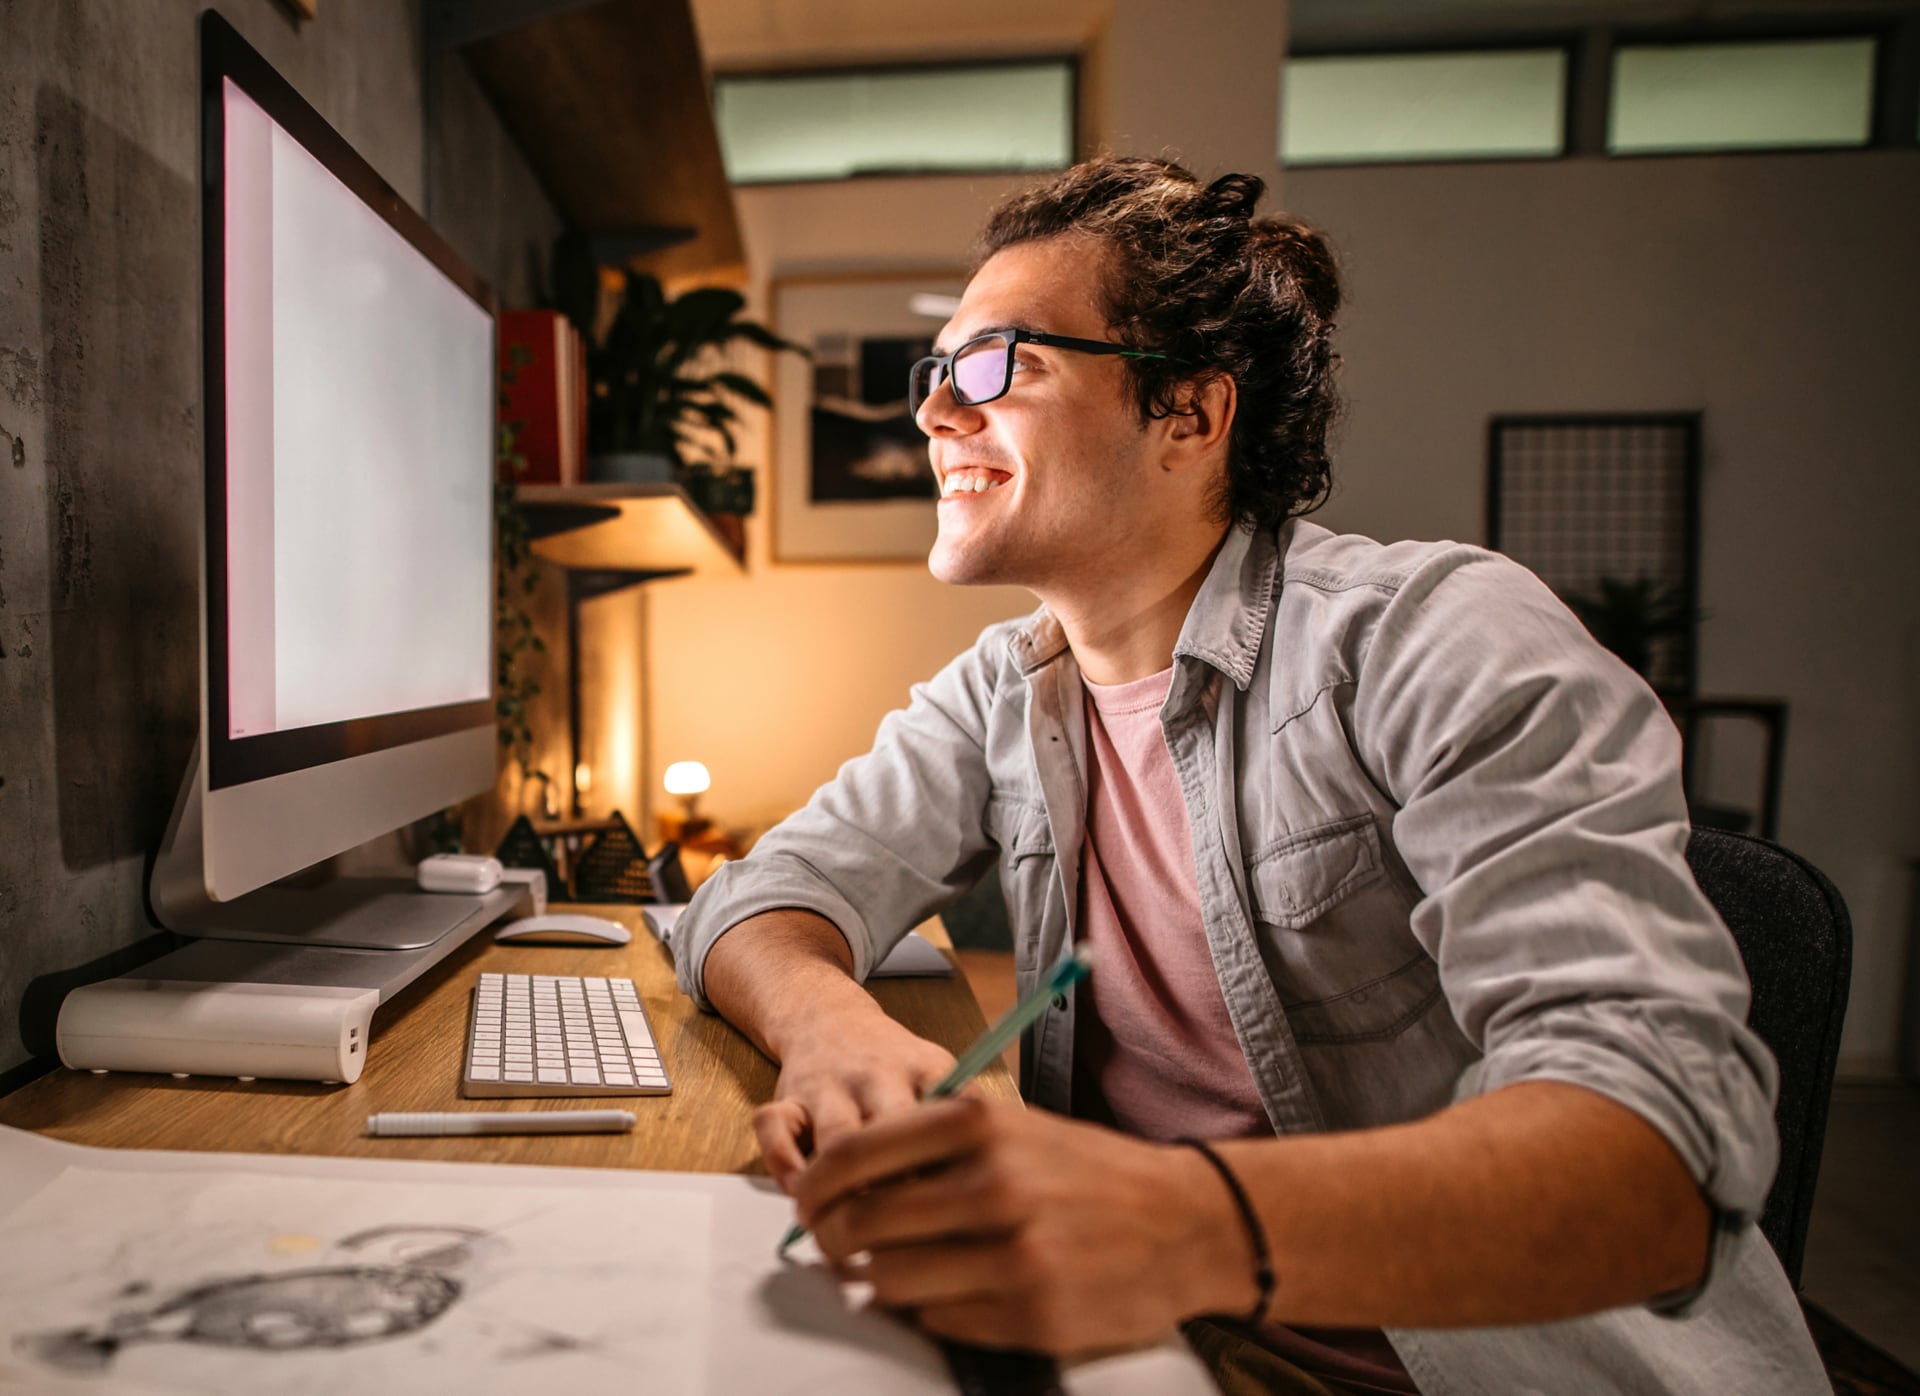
[776, 943, 1095, 1258]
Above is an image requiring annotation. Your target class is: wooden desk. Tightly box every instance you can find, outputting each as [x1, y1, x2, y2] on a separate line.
[0, 909, 1015, 1172]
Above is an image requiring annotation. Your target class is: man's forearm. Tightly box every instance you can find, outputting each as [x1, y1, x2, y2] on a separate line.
[701, 908, 897, 1063]
[1203, 1081, 1711, 1328]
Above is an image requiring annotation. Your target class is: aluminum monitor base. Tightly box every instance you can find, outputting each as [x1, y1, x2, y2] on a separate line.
[149, 882, 529, 1002]
[178, 876, 501, 950]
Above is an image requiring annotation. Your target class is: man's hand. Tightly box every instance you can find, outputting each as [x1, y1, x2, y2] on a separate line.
[793, 1097, 1250, 1356]
[792, 1081, 1714, 1347]
[754, 1014, 956, 1192]
[702, 908, 961, 1192]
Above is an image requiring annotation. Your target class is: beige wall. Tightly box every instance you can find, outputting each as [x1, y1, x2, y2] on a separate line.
[1285, 151, 1920, 1073]
[658, 2, 1916, 1072]
[649, 0, 1291, 831]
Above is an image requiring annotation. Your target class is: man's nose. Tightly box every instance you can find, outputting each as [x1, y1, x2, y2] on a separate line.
[916, 379, 984, 437]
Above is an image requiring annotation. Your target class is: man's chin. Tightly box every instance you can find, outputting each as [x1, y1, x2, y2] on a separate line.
[929, 537, 1007, 588]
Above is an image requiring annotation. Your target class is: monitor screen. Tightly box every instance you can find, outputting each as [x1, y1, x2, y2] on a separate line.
[221, 79, 493, 741]
[154, 13, 502, 925]
[202, 25, 497, 794]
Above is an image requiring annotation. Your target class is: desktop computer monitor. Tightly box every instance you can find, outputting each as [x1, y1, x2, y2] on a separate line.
[151, 13, 499, 950]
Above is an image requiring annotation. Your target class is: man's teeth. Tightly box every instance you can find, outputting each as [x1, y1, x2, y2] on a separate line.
[941, 474, 1006, 497]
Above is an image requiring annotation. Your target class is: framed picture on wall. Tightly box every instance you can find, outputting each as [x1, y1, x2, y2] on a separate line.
[770, 269, 968, 563]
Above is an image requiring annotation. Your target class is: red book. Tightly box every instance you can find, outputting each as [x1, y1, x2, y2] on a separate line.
[499, 309, 584, 485]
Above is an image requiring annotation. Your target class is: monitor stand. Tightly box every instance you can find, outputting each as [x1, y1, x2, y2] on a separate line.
[137, 879, 529, 1006]
[150, 736, 506, 954]
[181, 876, 490, 951]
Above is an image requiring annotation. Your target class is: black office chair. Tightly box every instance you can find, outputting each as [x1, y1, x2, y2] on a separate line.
[1685, 828, 1852, 1289]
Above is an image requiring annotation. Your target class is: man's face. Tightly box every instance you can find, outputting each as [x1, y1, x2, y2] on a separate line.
[918, 236, 1161, 594]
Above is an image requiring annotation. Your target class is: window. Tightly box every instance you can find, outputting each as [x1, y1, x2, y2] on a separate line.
[1609, 36, 1877, 154]
[1281, 49, 1567, 166]
[714, 61, 1074, 185]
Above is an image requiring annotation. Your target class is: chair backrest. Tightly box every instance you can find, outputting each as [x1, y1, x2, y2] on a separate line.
[1684, 828, 1852, 1289]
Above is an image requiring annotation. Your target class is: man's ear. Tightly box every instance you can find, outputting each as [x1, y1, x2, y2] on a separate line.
[1162, 373, 1237, 473]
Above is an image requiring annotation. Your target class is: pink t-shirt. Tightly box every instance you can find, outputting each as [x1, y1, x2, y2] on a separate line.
[1071, 667, 1267, 1141]
[1074, 666, 1417, 1396]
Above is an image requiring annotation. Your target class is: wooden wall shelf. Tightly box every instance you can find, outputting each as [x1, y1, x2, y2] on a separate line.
[430, 0, 745, 284]
[520, 482, 743, 576]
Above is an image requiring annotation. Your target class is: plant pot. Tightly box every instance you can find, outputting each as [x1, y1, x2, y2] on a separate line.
[707, 512, 746, 563]
[680, 466, 756, 516]
[587, 451, 675, 485]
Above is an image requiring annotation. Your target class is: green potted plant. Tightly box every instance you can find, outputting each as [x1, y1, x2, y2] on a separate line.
[539, 232, 806, 512]
[1562, 575, 1697, 679]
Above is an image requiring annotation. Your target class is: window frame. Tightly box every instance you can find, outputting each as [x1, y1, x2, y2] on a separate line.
[1485, 410, 1704, 698]
[1282, 13, 1917, 171]
[1282, 34, 1580, 171]
[1605, 21, 1891, 159]
[710, 54, 1081, 188]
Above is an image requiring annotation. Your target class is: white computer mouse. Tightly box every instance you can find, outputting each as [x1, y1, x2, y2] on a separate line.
[494, 913, 632, 947]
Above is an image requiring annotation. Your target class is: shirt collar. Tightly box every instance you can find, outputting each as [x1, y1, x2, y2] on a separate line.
[1005, 523, 1280, 690]
[1173, 523, 1278, 692]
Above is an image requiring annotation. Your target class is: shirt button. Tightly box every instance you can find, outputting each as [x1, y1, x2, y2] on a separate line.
[1052, 994, 1068, 1012]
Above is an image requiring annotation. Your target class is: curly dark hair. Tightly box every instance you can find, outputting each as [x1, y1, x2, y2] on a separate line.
[977, 157, 1342, 531]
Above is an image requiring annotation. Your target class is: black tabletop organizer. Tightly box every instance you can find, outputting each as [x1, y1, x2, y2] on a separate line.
[494, 811, 690, 905]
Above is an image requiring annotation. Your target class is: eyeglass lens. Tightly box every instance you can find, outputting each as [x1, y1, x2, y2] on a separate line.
[911, 334, 1012, 413]
[951, 335, 1011, 403]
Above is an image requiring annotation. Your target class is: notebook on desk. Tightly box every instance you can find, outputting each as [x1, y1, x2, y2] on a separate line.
[644, 906, 955, 977]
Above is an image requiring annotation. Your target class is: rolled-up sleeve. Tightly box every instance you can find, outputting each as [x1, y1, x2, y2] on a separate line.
[1352, 549, 1780, 1314]
[676, 631, 1007, 1011]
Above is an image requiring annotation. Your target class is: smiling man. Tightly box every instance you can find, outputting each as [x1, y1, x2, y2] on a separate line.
[675, 158, 1825, 1393]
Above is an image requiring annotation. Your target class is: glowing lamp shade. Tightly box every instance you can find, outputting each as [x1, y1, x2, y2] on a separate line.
[663, 762, 711, 797]
[664, 760, 711, 832]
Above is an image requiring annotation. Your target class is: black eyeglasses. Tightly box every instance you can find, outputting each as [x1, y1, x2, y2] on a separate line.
[907, 330, 1168, 416]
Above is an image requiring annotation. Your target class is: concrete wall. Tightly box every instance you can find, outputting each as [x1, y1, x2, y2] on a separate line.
[0, 0, 563, 1078]
[1284, 151, 1920, 1073]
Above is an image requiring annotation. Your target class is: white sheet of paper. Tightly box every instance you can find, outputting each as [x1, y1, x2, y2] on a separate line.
[0, 1167, 710, 1395]
[0, 1118, 1210, 1395]
[868, 931, 956, 978]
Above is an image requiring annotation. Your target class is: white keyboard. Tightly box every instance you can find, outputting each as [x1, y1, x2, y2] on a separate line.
[462, 972, 671, 1098]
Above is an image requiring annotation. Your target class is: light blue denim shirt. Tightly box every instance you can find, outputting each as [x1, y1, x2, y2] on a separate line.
[679, 520, 1826, 1393]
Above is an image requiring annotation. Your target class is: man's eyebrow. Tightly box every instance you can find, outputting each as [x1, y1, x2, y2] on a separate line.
[931, 321, 1034, 357]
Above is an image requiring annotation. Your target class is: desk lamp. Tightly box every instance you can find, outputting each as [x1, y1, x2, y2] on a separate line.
[664, 761, 711, 838]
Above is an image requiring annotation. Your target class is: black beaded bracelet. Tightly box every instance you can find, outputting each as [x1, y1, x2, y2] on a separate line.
[1180, 1137, 1275, 1326]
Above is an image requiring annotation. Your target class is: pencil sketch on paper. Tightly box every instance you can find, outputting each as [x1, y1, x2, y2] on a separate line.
[22, 1224, 492, 1371]
[0, 1168, 713, 1395]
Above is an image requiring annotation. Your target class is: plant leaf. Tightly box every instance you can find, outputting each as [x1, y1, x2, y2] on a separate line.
[710, 370, 773, 407]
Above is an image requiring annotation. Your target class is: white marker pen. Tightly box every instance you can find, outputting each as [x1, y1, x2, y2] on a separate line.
[366, 1110, 636, 1137]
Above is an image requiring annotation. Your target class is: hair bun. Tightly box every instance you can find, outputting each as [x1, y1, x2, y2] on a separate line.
[1202, 172, 1264, 220]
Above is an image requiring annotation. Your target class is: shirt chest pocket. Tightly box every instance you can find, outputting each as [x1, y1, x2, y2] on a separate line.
[1244, 814, 1440, 1045]
[986, 796, 1055, 967]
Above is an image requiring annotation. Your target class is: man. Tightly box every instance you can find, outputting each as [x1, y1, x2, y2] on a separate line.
[676, 158, 1826, 1392]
